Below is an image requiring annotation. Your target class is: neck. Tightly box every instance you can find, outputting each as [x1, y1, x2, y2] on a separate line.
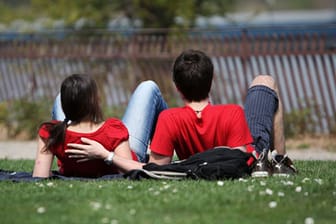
[187, 99, 209, 114]
[68, 120, 104, 133]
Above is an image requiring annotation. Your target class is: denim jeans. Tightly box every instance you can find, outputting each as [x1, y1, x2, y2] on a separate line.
[52, 80, 168, 162]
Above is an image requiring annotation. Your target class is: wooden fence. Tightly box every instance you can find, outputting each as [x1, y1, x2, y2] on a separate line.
[0, 25, 335, 133]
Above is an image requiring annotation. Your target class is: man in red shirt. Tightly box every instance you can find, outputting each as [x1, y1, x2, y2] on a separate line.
[147, 49, 297, 177]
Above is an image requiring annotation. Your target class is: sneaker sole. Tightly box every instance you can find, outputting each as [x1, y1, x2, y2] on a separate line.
[251, 171, 270, 178]
[272, 173, 290, 178]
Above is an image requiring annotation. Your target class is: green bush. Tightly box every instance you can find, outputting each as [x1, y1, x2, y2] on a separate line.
[284, 108, 315, 138]
[3, 98, 52, 139]
[102, 104, 127, 120]
[0, 102, 9, 125]
[0, 99, 128, 140]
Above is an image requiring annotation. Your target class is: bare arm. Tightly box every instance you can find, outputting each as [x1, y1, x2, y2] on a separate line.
[32, 137, 54, 178]
[111, 140, 143, 173]
[66, 137, 144, 172]
[232, 145, 247, 152]
[148, 151, 172, 165]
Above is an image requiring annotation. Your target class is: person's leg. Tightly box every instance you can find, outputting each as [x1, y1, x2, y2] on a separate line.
[122, 80, 168, 163]
[272, 93, 286, 156]
[244, 75, 279, 154]
[244, 75, 297, 176]
[52, 94, 65, 121]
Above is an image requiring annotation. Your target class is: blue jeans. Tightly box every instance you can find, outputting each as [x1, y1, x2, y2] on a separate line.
[52, 80, 168, 162]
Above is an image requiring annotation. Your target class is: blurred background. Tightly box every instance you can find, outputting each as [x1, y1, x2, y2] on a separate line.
[0, 0, 335, 140]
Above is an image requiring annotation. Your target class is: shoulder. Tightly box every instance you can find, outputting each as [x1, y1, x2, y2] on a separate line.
[40, 120, 60, 128]
[104, 118, 127, 130]
[38, 120, 60, 138]
[158, 108, 185, 119]
[161, 107, 184, 115]
[211, 104, 244, 113]
[209, 104, 245, 122]
[102, 118, 129, 139]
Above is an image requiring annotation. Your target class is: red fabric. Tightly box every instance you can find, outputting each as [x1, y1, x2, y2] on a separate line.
[246, 149, 258, 166]
[39, 118, 137, 177]
[150, 104, 254, 161]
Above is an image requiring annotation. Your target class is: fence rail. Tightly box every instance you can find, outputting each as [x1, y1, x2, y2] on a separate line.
[0, 26, 335, 133]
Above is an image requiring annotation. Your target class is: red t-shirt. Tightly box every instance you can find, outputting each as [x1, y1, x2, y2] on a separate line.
[150, 104, 254, 160]
[39, 118, 137, 177]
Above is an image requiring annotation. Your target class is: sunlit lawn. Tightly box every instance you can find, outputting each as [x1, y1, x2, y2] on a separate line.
[0, 160, 335, 224]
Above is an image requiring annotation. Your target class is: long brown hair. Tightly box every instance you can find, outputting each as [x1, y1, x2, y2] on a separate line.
[41, 74, 104, 150]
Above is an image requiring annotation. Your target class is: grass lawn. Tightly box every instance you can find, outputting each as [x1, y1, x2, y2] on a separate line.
[0, 160, 335, 224]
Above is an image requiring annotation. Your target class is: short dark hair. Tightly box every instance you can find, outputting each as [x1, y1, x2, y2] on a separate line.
[172, 49, 213, 101]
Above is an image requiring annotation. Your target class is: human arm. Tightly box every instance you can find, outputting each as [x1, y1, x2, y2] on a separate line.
[32, 137, 54, 178]
[65, 137, 144, 172]
[148, 110, 177, 164]
[148, 151, 172, 165]
[232, 146, 247, 152]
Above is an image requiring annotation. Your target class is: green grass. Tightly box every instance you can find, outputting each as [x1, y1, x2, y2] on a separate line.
[0, 160, 335, 224]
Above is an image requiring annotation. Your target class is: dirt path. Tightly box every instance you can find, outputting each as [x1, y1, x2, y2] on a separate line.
[0, 141, 37, 159]
[1, 140, 336, 160]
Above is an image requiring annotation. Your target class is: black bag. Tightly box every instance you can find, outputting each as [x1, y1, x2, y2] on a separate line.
[126, 147, 251, 180]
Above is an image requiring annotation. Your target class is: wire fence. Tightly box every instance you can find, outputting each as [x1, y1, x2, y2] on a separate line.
[0, 25, 335, 133]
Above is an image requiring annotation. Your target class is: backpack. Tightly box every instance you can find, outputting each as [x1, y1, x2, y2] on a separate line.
[125, 147, 252, 180]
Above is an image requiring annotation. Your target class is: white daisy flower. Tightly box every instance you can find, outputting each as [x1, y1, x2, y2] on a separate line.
[238, 178, 248, 182]
[304, 217, 314, 224]
[37, 206, 46, 214]
[90, 201, 102, 210]
[281, 180, 294, 186]
[302, 178, 311, 183]
[265, 188, 273, 195]
[295, 186, 302, 192]
[163, 184, 170, 189]
[278, 191, 285, 197]
[247, 185, 254, 192]
[268, 201, 277, 208]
